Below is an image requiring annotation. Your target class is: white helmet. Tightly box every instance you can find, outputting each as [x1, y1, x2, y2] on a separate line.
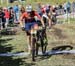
[26, 5, 32, 12]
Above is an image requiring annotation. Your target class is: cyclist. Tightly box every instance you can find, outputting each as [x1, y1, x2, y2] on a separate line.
[48, 6, 57, 26]
[41, 7, 51, 28]
[50, 7, 57, 25]
[3, 7, 10, 28]
[13, 5, 19, 23]
[20, 7, 45, 54]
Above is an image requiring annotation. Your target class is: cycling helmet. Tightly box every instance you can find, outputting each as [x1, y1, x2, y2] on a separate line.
[26, 4, 32, 12]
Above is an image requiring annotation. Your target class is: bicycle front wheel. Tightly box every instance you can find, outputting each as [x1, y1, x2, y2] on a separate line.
[31, 36, 36, 61]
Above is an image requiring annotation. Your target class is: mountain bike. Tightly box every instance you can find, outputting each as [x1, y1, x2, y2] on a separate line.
[37, 26, 48, 55]
[31, 26, 48, 61]
[30, 30, 37, 61]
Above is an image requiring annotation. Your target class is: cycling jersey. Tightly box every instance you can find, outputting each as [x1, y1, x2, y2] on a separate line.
[42, 13, 49, 27]
[21, 11, 41, 23]
[20, 11, 41, 31]
[42, 14, 48, 19]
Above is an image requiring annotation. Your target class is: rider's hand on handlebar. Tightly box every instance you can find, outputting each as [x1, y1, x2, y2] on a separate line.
[21, 27, 25, 31]
[42, 26, 45, 29]
[42, 24, 45, 28]
[48, 26, 51, 29]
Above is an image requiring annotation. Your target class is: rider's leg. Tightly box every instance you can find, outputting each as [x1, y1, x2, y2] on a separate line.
[26, 23, 39, 54]
[25, 23, 32, 54]
[26, 31, 32, 54]
[30, 23, 38, 51]
[48, 18, 52, 28]
[30, 28, 35, 49]
[26, 29, 37, 54]
[33, 23, 39, 41]
[28, 35, 32, 54]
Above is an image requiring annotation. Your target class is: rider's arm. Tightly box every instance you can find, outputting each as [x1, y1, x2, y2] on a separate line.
[48, 12, 52, 28]
[35, 12, 45, 27]
[35, 12, 41, 19]
[20, 13, 25, 27]
[20, 12, 28, 27]
[48, 17, 51, 28]
[41, 17, 45, 27]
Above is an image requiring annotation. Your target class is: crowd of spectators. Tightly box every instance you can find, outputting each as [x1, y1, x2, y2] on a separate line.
[0, 1, 75, 30]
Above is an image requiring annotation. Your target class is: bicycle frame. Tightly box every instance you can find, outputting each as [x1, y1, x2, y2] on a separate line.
[30, 26, 48, 61]
[37, 27, 48, 55]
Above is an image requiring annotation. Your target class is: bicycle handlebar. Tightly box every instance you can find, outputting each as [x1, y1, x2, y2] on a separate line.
[38, 26, 46, 31]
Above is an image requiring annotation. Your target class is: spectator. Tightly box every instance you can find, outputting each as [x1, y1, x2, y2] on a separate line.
[20, 6, 25, 14]
[37, 2, 42, 16]
[13, 5, 19, 23]
[71, 1, 75, 12]
[3, 7, 10, 28]
[58, 4, 63, 9]
[0, 7, 2, 29]
[0, 7, 6, 29]
[55, 3, 59, 10]
[66, 1, 71, 13]
[72, 1, 75, 7]
[63, 2, 67, 13]
[9, 7, 14, 24]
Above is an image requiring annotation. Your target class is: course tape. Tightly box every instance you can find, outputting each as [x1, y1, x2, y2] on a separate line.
[0, 50, 75, 57]
[46, 50, 75, 55]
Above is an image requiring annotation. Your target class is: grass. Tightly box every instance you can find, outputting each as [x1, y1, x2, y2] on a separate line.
[30, 0, 75, 5]
[0, 22, 75, 66]
[0, 0, 75, 65]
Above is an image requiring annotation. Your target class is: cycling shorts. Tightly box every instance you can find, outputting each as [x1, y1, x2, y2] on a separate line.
[25, 22, 37, 31]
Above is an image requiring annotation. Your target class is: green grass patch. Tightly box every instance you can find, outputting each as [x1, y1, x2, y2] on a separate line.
[0, 23, 75, 66]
